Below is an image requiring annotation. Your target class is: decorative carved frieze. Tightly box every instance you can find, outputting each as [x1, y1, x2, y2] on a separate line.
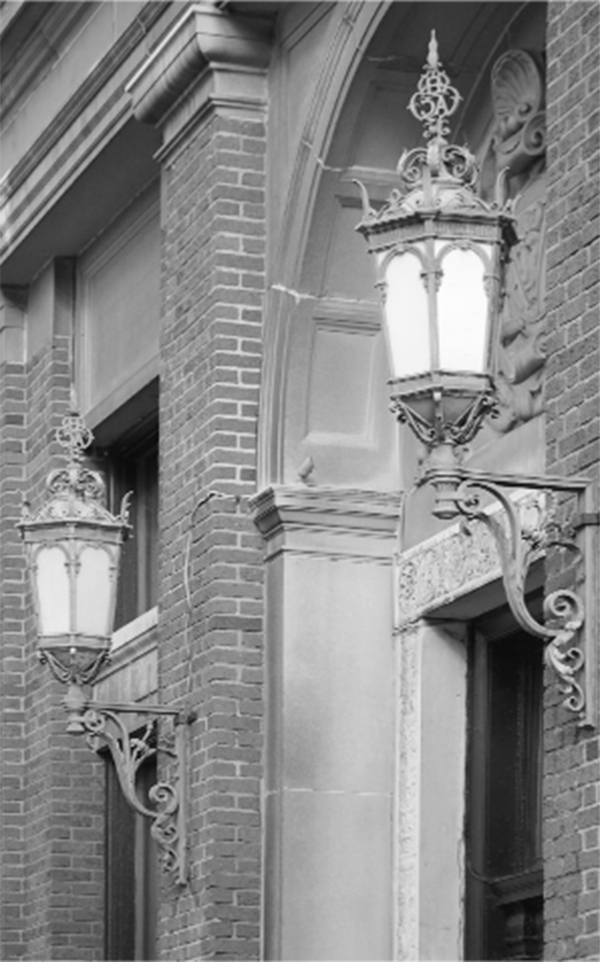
[397, 517, 501, 624]
[396, 493, 546, 624]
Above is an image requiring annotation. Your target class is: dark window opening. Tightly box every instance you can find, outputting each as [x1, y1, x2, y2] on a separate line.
[105, 751, 158, 961]
[465, 610, 544, 961]
[108, 427, 158, 629]
[90, 381, 159, 630]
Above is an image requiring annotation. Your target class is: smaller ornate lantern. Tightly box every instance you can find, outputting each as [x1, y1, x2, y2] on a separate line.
[356, 31, 518, 486]
[19, 397, 130, 691]
[19, 396, 193, 885]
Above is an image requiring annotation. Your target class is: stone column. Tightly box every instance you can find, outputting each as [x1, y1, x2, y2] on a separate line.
[253, 485, 400, 961]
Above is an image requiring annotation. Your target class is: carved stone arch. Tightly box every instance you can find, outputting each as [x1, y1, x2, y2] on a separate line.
[260, 1, 548, 495]
[258, 0, 393, 487]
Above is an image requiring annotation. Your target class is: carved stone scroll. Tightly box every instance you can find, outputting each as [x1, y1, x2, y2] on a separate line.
[484, 49, 547, 433]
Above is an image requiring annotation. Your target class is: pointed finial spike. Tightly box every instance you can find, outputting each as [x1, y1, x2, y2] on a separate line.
[69, 384, 79, 415]
[428, 30, 439, 69]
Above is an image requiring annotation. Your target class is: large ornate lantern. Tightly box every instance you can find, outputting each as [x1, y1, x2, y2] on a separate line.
[356, 33, 598, 728]
[356, 31, 517, 472]
[19, 400, 130, 690]
[19, 395, 193, 884]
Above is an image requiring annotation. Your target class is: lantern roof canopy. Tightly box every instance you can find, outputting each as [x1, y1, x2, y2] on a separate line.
[355, 30, 518, 249]
[18, 399, 131, 537]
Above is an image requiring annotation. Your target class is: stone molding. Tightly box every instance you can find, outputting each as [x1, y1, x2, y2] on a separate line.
[396, 492, 549, 625]
[396, 518, 501, 625]
[251, 484, 401, 561]
[126, 2, 272, 157]
[1, 3, 169, 205]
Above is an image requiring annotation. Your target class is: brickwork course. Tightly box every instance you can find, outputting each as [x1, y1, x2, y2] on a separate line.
[158, 112, 266, 960]
[544, 2, 600, 959]
[0, 312, 105, 960]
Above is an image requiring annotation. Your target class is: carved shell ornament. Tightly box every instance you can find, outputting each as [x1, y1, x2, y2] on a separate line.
[491, 49, 545, 175]
[487, 49, 547, 434]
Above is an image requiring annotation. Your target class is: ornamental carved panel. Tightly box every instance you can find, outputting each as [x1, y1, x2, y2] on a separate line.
[483, 49, 547, 434]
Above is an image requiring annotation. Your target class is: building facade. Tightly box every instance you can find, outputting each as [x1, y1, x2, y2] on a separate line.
[0, 1, 598, 960]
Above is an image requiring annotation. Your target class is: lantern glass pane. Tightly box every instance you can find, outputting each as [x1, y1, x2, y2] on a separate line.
[75, 546, 113, 637]
[437, 247, 490, 374]
[36, 546, 70, 635]
[383, 250, 429, 379]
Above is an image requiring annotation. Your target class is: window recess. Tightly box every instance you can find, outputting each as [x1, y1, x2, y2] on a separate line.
[465, 604, 544, 961]
[90, 381, 159, 631]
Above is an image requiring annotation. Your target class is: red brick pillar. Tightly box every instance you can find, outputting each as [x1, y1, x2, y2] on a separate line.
[545, 2, 600, 958]
[0, 289, 28, 960]
[1, 264, 105, 960]
[128, 7, 271, 958]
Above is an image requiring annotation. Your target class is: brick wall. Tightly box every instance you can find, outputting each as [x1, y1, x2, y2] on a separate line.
[158, 112, 266, 960]
[0, 309, 105, 959]
[544, 1, 600, 958]
[0, 340, 28, 959]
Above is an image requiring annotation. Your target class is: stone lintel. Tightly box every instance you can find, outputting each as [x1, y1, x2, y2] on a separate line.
[251, 484, 401, 561]
[126, 2, 271, 153]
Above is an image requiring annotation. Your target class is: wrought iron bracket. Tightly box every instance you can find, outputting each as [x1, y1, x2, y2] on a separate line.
[64, 685, 195, 884]
[423, 467, 599, 728]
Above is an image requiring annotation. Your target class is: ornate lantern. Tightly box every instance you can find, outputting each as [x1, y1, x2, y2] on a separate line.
[355, 30, 518, 504]
[355, 32, 598, 727]
[18, 395, 193, 884]
[18, 400, 130, 691]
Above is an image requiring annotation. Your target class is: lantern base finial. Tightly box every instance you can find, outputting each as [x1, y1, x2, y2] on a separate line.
[391, 386, 498, 452]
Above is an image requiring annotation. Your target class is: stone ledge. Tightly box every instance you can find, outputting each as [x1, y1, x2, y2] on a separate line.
[252, 484, 401, 561]
[126, 1, 272, 154]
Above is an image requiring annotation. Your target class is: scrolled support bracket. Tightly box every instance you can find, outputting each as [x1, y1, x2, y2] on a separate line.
[63, 685, 195, 884]
[424, 467, 599, 727]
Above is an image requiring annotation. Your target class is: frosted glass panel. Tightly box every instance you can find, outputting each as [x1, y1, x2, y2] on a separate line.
[438, 248, 489, 373]
[76, 547, 112, 636]
[36, 547, 70, 634]
[384, 252, 429, 378]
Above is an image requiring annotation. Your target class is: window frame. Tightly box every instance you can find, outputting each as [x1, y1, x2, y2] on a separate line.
[465, 603, 544, 961]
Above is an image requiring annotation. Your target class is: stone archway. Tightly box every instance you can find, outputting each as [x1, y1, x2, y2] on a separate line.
[255, 3, 548, 958]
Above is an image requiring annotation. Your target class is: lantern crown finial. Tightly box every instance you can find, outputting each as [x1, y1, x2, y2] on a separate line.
[355, 32, 517, 229]
[56, 387, 94, 467]
[408, 29, 462, 145]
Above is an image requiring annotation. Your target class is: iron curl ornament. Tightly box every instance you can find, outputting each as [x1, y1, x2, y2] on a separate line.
[423, 466, 599, 726]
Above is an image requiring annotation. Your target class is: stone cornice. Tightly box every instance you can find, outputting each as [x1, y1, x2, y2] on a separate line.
[252, 485, 401, 555]
[1, 3, 169, 203]
[126, 2, 272, 153]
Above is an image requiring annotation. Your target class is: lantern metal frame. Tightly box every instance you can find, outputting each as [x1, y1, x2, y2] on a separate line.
[356, 32, 599, 728]
[19, 400, 194, 884]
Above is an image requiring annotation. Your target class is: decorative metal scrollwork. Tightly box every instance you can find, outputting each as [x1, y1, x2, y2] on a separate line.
[83, 708, 186, 880]
[39, 648, 110, 688]
[63, 685, 193, 886]
[391, 391, 498, 449]
[408, 29, 461, 142]
[452, 477, 586, 717]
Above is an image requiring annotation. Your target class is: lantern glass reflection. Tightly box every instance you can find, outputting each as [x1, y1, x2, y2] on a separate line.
[383, 250, 429, 379]
[437, 246, 490, 374]
[36, 546, 70, 635]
